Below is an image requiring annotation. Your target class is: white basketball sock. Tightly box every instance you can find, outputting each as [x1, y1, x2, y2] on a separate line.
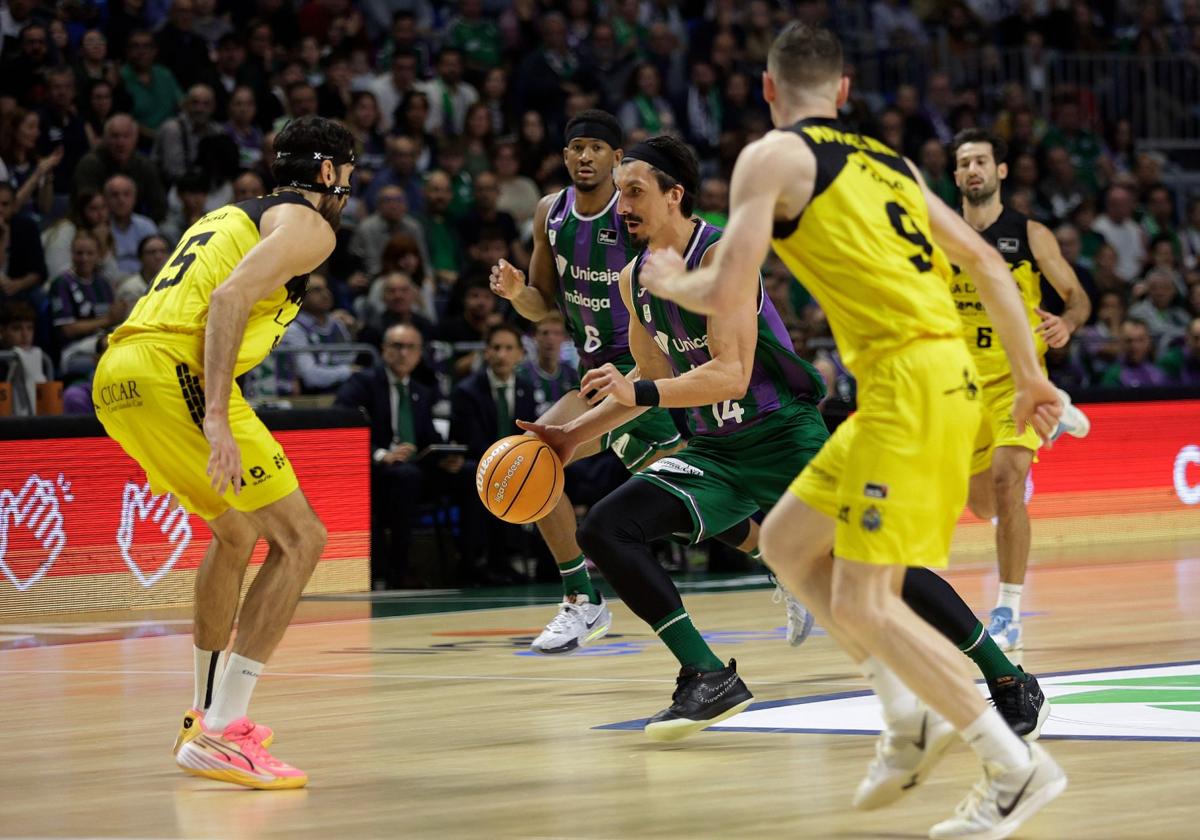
[962, 707, 1032, 771]
[192, 646, 224, 712]
[860, 656, 919, 726]
[997, 583, 1023, 619]
[205, 653, 264, 732]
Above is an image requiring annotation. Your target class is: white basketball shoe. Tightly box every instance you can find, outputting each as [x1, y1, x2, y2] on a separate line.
[529, 593, 612, 654]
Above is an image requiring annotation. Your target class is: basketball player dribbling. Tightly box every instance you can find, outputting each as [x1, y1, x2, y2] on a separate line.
[639, 25, 1066, 839]
[520, 135, 830, 739]
[93, 116, 356, 789]
[489, 110, 813, 653]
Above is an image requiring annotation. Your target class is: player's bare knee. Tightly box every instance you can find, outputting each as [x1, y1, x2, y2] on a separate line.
[967, 494, 995, 520]
[297, 519, 328, 568]
[828, 583, 864, 631]
[307, 518, 328, 555]
[209, 515, 259, 559]
[761, 513, 819, 577]
[759, 509, 790, 564]
[992, 466, 1027, 507]
[266, 515, 326, 566]
[830, 567, 889, 634]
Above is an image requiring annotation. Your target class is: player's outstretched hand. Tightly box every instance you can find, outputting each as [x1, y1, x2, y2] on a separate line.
[1034, 308, 1072, 348]
[580, 363, 634, 407]
[1013, 375, 1062, 444]
[638, 247, 687, 298]
[516, 419, 578, 466]
[489, 258, 525, 300]
[203, 414, 242, 495]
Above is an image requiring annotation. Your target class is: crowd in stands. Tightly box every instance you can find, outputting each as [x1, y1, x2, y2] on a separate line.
[1, 0, 1200, 583]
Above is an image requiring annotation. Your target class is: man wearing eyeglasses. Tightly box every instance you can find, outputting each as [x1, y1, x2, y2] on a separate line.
[336, 323, 471, 589]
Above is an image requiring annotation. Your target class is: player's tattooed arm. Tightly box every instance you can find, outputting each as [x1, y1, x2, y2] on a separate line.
[490, 194, 558, 322]
[640, 133, 813, 314]
[1029, 220, 1091, 349]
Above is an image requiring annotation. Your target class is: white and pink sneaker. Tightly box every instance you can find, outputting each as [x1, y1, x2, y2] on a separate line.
[176, 717, 306, 790]
[173, 708, 274, 755]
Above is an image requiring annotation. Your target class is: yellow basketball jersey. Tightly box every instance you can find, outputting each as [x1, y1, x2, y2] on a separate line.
[770, 118, 961, 378]
[949, 206, 1046, 384]
[111, 191, 313, 376]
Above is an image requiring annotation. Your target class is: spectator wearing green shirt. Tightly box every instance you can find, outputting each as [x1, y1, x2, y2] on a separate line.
[418, 170, 463, 284]
[435, 138, 474, 221]
[1069, 199, 1107, 269]
[119, 30, 183, 141]
[445, 0, 500, 77]
[415, 48, 478, 137]
[918, 138, 957, 208]
[612, 0, 647, 55]
[694, 177, 728, 229]
[1040, 97, 1105, 194]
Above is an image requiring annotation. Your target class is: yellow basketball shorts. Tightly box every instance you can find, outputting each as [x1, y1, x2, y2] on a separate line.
[94, 338, 298, 521]
[969, 372, 1042, 475]
[789, 338, 981, 568]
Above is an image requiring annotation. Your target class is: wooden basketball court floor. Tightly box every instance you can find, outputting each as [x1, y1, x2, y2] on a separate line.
[2, 539, 1199, 839]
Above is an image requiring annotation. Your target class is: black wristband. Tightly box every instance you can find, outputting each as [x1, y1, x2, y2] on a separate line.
[634, 379, 660, 407]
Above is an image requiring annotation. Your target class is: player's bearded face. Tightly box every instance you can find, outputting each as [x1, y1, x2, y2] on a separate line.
[961, 171, 998, 205]
[317, 192, 347, 230]
[317, 165, 352, 230]
[616, 163, 671, 250]
[624, 212, 649, 249]
[955, 147, 999, 206]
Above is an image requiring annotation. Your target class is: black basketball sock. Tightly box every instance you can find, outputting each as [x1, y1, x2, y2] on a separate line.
[577, 480, 723, 671]
[901, 567, 1022, 681]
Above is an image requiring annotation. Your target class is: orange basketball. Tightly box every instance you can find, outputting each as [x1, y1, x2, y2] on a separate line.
[475, 435, 565, 524]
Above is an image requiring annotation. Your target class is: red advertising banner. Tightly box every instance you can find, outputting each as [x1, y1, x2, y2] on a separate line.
[0, 426, 369, 615]
[955, 398, 1200, 551]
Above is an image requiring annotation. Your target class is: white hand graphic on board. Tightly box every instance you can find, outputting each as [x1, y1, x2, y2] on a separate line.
[116, 481, 192, 587]
[0, 474, 73, 591]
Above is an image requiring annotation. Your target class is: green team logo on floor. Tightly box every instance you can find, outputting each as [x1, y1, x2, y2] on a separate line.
[596, 662, 1200, 741]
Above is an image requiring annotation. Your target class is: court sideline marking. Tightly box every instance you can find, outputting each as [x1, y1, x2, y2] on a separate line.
[0, 666, 865, 688]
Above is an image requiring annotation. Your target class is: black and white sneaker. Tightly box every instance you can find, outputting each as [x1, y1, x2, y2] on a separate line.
[643, 659, 753, 742]
[989, 668, 1049, 741]
[529, 593, 612, 655]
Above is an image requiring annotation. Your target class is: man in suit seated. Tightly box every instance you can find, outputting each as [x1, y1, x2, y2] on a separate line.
[451, 322, 539, 584]
[336, 323, 471, 589]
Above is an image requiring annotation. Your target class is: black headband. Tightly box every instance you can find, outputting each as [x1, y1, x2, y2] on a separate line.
[622, 142, 689, 189]
[274, 148, 356, 195]
[284, 179, 351, 196]
[564, 119, 622, 151]
[274, 149, 357, 165]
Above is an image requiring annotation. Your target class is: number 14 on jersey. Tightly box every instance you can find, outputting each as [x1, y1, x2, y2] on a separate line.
[711, 399, 745, 427]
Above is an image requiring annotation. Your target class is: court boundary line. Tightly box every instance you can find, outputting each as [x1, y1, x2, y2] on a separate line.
[2, 550, 1196, 654]
[0, 666, 867, 689]
[594, 658, 1200, 742]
